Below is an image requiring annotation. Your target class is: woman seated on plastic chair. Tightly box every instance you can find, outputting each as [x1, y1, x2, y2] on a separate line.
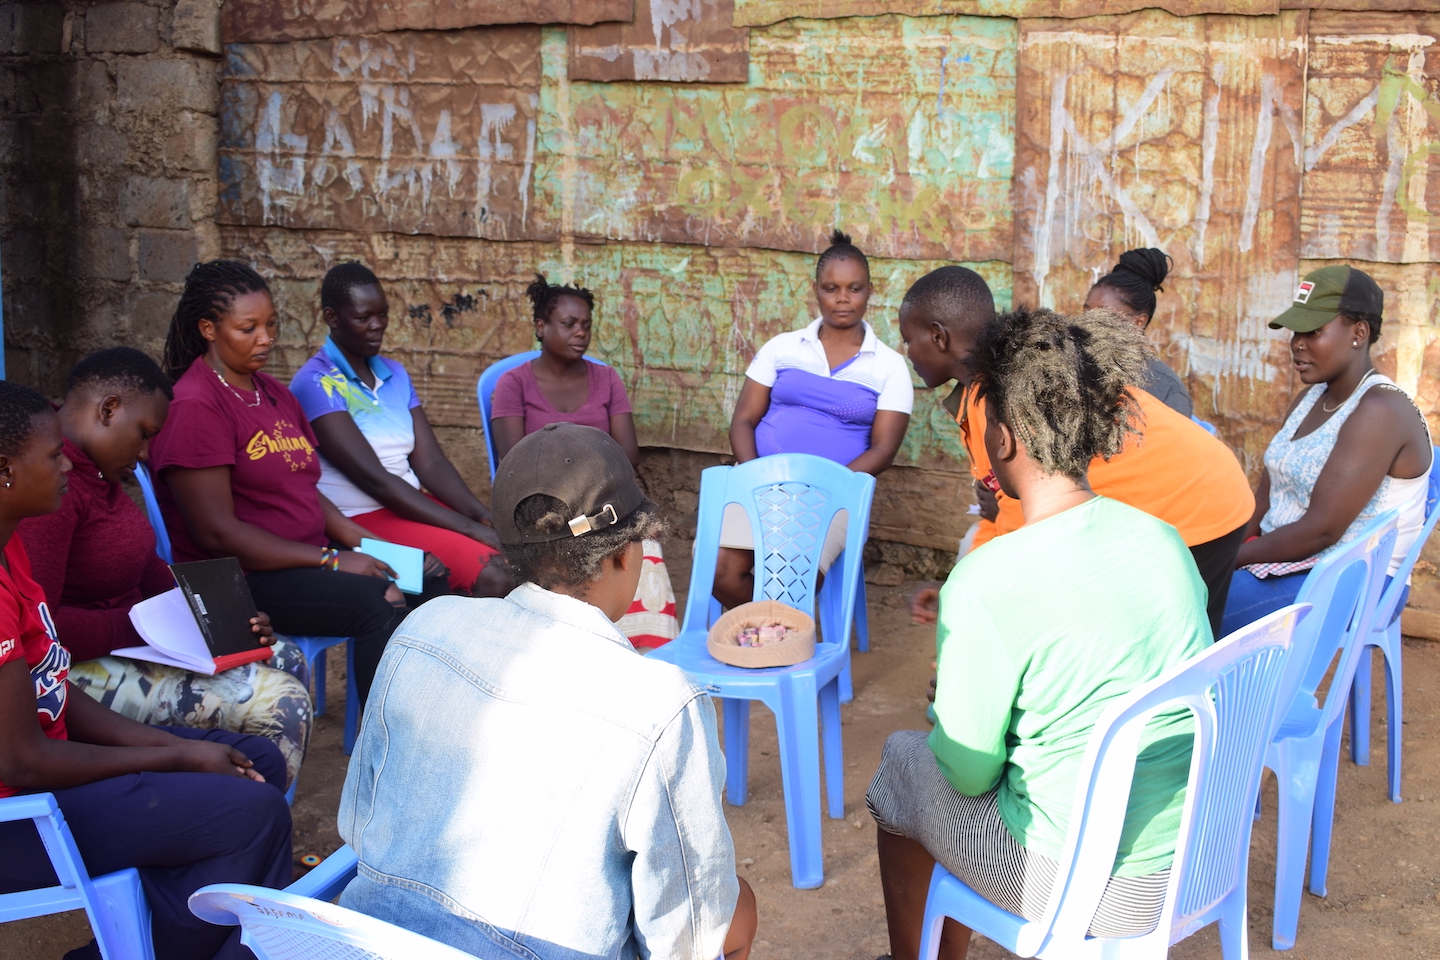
[489, 274, 679, 650]
[0, 380, 292, 960]
[1222, 266, 1433, 636]
[150, 261, 406, 710]
[16, 348, 310, 786]
[716, 230, 914, 608]
[291, 261, 510, 598]
[868, 307, 1211, 960]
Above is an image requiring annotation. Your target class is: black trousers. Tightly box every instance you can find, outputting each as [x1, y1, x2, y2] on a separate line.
[1189, 523, 1248, 640]
[0, 727, 291, 960]
[246, 567, 403, 708]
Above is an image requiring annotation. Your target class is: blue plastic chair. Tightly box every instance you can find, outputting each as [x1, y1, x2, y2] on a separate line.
[1348, 445, 1440, 802]
[476, 351, 608, 482]
[917, 604, 1308, 960]
[1263, 511, 1398, 951]
[191, 883, 484, 959]
[649, 454, 873, 889]
[0, 793, 156, 960]
[1191, 416, 1218, 435]
[285, 844, 359, 902]
[134, 464, 358, 767]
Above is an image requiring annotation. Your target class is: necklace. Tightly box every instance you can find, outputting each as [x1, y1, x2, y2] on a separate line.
[210, 363, 262, 408]
[1320, 367, 1375, 413]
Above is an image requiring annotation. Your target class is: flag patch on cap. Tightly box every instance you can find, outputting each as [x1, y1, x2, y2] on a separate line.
[1294, 281, 1315, 303]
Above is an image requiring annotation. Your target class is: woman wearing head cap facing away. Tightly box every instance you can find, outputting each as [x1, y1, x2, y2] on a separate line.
[339, 422, 757, 960]
[1222, 265, 1433, 635]
[1083, 248, 1192, 416]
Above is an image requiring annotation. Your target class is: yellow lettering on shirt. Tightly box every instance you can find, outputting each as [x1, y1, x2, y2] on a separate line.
[244, 422, 316, 471]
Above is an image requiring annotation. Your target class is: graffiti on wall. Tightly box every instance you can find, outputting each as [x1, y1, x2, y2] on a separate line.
[222, 0, 632, 43]
[218, 29, 547, 239]
[569, 0, 750, 83]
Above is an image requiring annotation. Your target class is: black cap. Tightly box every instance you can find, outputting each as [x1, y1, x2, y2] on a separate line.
[492, 423, 647, 545]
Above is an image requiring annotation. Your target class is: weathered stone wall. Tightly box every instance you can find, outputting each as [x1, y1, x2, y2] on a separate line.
[0, 0, 221, 394]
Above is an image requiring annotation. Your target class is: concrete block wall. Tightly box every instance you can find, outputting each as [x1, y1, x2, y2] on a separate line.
[0, 0, 221, 394]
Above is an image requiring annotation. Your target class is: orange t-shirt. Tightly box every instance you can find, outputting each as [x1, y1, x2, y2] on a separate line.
[959, 385, 1254, 548]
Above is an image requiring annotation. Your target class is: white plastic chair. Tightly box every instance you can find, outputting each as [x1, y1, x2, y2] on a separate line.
[0, 793, 155, 960]
[917, 604, 1308, 960]
[190, 884, 485, 959]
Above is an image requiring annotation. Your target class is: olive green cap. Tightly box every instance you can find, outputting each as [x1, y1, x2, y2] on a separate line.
[1269, 265, 1384, 333]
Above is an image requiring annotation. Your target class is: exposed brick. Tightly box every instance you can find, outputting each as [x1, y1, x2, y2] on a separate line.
[117, 59, 217, 114]
[163, 113, 217, 172]
[75, 122, 129, 168]
[171, 0, 221, 55]
[73, 227, 131, 282]
[0, 4, 64, 55]
[83, 3, 158, 54]
[119, 176, 191, 228]
[137, 228, 196, 282]
[125, 288, 176, 341]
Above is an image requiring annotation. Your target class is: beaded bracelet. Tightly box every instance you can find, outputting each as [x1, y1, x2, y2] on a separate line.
[319, 547, 340, 571]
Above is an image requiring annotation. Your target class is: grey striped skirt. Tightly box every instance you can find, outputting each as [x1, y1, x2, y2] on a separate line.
[866, 731, 1168, 939]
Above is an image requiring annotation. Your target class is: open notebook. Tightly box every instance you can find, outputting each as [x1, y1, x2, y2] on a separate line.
[114, 558, 273, 675]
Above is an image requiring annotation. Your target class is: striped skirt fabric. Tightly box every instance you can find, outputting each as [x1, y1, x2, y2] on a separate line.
[865, 730, 1169, 939]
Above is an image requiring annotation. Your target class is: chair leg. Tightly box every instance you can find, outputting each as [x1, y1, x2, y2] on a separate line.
[1349, 648, 1371, 766]
[1308, 720, 1347, 897]
[773, 677, 825, 889]
[856, 578, 869, 653]
[1218, 882, 1250, 960]
[917, 865, 949, 960]
[723, 698, 751, 807]
[342, 642, 359, 756]
[1271, 747, 1320, 951]
[1382, 623, 1404, 803]
[312, 648, 328, 716]
[820, 678, 844, 820]
[91, 869, 155, 960]
[838, 647, 854, 706]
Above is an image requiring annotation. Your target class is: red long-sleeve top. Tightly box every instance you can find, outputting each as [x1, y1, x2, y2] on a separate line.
[16, 438, 175, 662]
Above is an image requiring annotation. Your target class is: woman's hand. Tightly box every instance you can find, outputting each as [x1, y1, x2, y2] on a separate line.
[250, 611, 276, 647]
[170, 738, 265, 781]
[974, 479, 999, 522]
[463, 519, 502, 550]
[423, 551, 450, 581]
[909, 582, 941, 625]
[336, 549, 398, 580]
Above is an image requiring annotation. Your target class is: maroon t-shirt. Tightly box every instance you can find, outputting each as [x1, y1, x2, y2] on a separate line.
[150, 357, 326, 565]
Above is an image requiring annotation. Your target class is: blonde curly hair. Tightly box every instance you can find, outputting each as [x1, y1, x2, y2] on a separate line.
[971, 307, 1151, 481]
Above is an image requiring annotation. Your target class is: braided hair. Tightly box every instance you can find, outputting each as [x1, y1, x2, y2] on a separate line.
[320, 261, 381, 313]
[161, 261, 270, 382]
[525, 273, 595, 328]
[970, 306, 1148, 481]
[0, 380, 56, 458]
[815, 229, 869, 281]
[1091, 248, 1171, 326]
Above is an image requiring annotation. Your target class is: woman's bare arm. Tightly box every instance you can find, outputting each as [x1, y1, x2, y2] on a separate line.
[728, 380, 772, 464]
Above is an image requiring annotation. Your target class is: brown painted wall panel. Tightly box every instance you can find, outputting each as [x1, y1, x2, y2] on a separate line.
[569, 0, 749, 83]
[1301, 14, 1440, 264]
[1013, 10, 1306, 474]
[732, 0, 1278, 28]
[223, 0, 633, 43]
[218, 30, 548, 240]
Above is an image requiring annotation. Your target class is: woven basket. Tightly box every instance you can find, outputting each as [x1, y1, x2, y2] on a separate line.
[707, 600, 816, 668]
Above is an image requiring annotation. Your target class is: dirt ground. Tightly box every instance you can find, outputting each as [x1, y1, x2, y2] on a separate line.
[7, 560, 1440, 959]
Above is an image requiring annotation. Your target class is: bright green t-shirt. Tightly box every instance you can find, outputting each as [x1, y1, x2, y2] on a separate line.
[928, 496, 1211, 876]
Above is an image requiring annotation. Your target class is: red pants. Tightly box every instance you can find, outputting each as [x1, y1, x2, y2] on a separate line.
[352, 507, 499, 593]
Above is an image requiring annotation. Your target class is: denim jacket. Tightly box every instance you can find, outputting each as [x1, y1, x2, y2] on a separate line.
[338, 583, 738, 960]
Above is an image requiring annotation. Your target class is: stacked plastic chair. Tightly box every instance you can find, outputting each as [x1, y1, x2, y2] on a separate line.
[1265, 511, 1399, 950]
[135, 463, 358, 771]
[0, 793, 155, 960]
[1348, 445, 1440, 802]
[650, 454, 874, 888]
[917, 604, 1308, 960]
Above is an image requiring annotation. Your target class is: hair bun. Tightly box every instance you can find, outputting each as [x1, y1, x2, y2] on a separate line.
[524, 273, 549, 310]
[829, 228, 852, 247]
[1113, 248, 1170, 291]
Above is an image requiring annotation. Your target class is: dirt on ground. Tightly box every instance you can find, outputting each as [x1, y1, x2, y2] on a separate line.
[7, 559, 1440, 959]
